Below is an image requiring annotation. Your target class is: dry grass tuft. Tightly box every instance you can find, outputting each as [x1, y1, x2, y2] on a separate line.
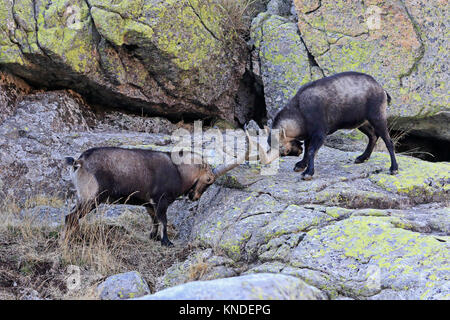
[388, 116, 435, 159]
[215, 0, 257, 37]
[188, 256, 210, 281]
[193, 0, 256, 44]
[0, 201, 193, 300]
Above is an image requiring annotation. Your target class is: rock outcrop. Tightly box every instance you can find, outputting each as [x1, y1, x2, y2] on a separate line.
[158, 145, 449, 299]
[140, 273, 327, 300]
[250, 0, 449, 141]
[0, 0, 249, 122]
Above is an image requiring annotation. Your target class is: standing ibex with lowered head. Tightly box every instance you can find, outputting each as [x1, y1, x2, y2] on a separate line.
[65, 139, 251, 246]
[258, 71, 399, 180]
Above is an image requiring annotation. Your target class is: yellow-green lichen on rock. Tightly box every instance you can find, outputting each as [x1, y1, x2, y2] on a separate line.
[369, 153, 450, 202]
[250, 12, 313, 118]
[0, 0, 26, 65]
[292, 0, 449, 140]
[293, 215, 449, 299]
[90, 0, 235, 94]
[89, 0, 145, 19]
[35, 0, 99, 74]
[0, 0, 248, 122]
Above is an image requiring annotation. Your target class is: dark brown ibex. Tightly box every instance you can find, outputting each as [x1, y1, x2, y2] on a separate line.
[65, 140, 250, 246]
[259, 72, 398, 179]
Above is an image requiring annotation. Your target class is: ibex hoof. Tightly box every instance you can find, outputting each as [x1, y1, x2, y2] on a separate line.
[150, 233, 161, 241]
[354, 157, 367, 164]
[301, 174, 313, 181]
[390, 169, 398, 175]
[161, 239, 174, 247]
[294, 164, 306, 172]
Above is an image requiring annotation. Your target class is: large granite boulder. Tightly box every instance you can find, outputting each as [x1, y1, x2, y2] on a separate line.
[0, 0, 248, 122]
[250, 0, 449, 141]
[139, 273, 327, 300]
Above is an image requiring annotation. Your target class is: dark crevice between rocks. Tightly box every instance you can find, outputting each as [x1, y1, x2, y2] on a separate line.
[392, 131, 450, 162]
[186, 0, 220, 42]
[397, 0, 425, 86]
[304, 0, 322, 15]
[235, 68, 267, 127]
[302, 40, 324, 76]
[9, 0, 25, 54]
[31, 0, 53, 61]
[296, 28, 325, 78]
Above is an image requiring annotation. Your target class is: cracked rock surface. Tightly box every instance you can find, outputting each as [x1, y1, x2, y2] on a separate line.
[162, 146, 449, 299]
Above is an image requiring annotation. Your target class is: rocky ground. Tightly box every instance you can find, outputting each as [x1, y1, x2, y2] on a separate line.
[0, 85, 448, 300]
[0, 0, 448, 300]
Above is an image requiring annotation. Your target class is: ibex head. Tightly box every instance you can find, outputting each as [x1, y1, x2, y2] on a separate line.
[258, 126, 303, 164]
[181, 132, 253, 201]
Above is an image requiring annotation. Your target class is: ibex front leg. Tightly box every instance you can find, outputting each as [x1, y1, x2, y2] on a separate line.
[153, 196, 173, 247]
[64, 201, 95, 238]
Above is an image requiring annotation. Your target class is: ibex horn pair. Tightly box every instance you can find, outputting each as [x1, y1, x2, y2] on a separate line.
[212, 130, 254, 177]
[257, 127, 281, 165]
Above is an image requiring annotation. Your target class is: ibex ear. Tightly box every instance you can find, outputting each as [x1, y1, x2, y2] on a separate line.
[281, 128, 287, 140]
[264, 126, 270, 135]
[201, 163, 208, 169]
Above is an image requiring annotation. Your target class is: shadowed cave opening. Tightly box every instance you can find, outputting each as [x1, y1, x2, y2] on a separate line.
[392, 131, 450, 162]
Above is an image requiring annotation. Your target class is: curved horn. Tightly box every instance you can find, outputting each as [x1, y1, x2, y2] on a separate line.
[257, 130, 280, 165]
[212, 131, 253, 178]
[258, 146, 280, 164]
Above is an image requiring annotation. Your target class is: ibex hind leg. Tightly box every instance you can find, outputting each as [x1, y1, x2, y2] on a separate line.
[145, 206, 161, 241]
[368, 114, 398, 175]
[63, 201, 95, 240]
[355, 123, 379, 164]
[153, 197, 173, 247]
